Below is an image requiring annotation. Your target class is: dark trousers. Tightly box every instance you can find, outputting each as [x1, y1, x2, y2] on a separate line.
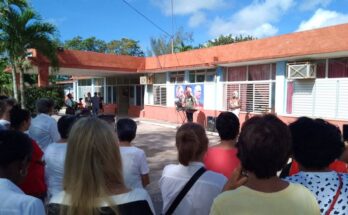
[186, 111, 193, 122]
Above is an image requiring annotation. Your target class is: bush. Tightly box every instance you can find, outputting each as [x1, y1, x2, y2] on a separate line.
[24, 86, 65, 114]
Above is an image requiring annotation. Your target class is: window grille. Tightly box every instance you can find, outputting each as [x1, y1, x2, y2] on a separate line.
[153, 85, 167, 106]
[224, 82, 273, 113]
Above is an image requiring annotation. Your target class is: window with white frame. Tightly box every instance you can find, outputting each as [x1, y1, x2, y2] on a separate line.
[224, 82, 274, 113]
[154, 73, 166, 84]
[169, 71, 184, 83]
[153, 85, 167, 106]
[189, 69, 216, 83]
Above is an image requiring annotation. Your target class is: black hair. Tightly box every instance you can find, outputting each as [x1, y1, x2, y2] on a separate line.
[116, 118, 137, 142]
[36, 98, 55, 114]
[58, 115, 79, 139]
[289, 117, 344, 170]
[0, 130, 33, 167]
[9, 106, 31, 130]
[216, 112, 240, 140]
[237, 114, 291, 179]
[98, 114, 116, 125]
[0, 100, 7, 117]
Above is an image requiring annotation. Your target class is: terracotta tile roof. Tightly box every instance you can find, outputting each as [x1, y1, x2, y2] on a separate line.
[31, 23, 348, 73]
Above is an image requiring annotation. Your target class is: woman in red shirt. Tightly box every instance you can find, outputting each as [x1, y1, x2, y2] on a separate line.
[10, 106, 46, 200]
[204, 112, 240, 178]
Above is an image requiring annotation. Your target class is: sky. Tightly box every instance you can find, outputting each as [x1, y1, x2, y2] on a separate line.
[30, 0, 348, 52]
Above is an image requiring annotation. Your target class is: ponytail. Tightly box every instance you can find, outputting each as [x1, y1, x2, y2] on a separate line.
[175, 123, 208, 166]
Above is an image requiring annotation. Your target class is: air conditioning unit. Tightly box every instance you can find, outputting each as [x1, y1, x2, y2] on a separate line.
[140, 76, 153, 85]
[287, 62, 317, 79]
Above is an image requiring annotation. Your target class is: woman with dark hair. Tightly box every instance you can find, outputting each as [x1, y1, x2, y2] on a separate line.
[10, 106, 46, 200]
[204, 112, 240, 178]
[0, 130, 45, 214]
[285, 117, 348, 214]
[160, 123, 227, 215]
[211, 115, 320, 215]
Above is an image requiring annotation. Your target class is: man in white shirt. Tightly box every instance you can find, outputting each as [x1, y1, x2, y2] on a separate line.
[116, 118, 150, 189]
[29, 98, 60, 151]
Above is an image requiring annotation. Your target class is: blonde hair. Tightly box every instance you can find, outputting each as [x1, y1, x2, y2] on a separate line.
[62, 117, 124, 215]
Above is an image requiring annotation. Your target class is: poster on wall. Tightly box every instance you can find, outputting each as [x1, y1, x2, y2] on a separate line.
[174, 84, 204, 108]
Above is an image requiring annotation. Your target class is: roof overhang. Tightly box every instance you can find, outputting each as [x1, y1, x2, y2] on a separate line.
[216, 51, 348, 67]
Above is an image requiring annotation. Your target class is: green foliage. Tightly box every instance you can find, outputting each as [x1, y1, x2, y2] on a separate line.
[64, 36, 144, 57]
[206, 34, 255, 47]
[0, 59, 12, 95]
[24, 86, 65, 113]
[149, 27, 193, 56]
[106, 38, 144, 57]
[0, 0, 59, 107]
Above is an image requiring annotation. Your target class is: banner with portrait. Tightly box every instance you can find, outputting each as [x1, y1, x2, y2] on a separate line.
[174, 84, 204, 108]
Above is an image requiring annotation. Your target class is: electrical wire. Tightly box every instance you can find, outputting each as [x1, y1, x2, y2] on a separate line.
[121, 0, 172, 38]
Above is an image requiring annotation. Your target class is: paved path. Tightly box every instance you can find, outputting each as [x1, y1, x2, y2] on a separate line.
[132, 122, 220, 214]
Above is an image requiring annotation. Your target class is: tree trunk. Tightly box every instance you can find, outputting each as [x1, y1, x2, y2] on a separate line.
[19, 68, 25, 108]
[10, 62, 18, 100]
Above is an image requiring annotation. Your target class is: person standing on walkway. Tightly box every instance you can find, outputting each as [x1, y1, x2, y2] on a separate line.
[117, 118, 150, 189]
[184, 86, 197, 122]
[29, 98, 60, 151]
[160, 123, 227, 215]
[204, 112, 240, 178]
[91, 92, 100, 116]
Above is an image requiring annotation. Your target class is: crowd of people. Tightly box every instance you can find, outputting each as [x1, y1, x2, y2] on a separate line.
[0, 95, 347, 215]
[64, 92, 104, 116]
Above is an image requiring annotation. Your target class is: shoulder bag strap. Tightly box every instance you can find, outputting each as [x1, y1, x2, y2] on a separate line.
[325, 173, 343, 215]
[165, 167, 206, 215]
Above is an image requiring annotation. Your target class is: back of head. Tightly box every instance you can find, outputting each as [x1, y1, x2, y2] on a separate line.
[98, 114, 116, 128]
[36, 98, 55, 114]
[0, 100, 7, 118]
[216, 112, 240, 140]
[0, 130, 33, 183]
[237, 114, 291, 179]
[289, 117, 344, 170]
[9, 106, 31, 130]
[116, 118, 136, 142]
[64, 117, 123, 215]
[57, 115, 78, 139]
[176, 123, 208, 166]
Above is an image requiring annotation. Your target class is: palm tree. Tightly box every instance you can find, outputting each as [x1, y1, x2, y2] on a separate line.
[0, 0, 59, 107]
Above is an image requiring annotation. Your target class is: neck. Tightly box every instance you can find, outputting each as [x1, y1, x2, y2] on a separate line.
[58, 139, 67, 143]
[299, 165, 331, 172]
[216, 139, 236, 149]
[119, 141, 131, 147]
[244, 172, 288, 193]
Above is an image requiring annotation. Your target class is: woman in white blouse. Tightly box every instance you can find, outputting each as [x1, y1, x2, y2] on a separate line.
[160, 123, 227, 215]
[0, 130, 45, 215]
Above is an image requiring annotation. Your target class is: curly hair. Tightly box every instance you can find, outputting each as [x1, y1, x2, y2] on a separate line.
[289, 117, 344, 169]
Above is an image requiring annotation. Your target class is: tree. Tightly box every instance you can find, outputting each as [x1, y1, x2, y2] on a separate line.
[64, 36, 144, 57]
[0, 1, 59, 107]
[0, 59, 12, 95]
[149, 27, 193, 56]
[206, 34, 255, 47]
[106, 38, 144, 57]
[64, 36, 107, 53]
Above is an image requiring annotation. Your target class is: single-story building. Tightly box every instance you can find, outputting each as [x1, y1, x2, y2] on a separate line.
[30, 23, 348, 131]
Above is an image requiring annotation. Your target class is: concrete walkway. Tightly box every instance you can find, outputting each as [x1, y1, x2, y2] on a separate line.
[132, 121, 220, 214]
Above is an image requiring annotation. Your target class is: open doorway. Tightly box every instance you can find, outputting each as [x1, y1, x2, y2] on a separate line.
[118, 86, 129, 116]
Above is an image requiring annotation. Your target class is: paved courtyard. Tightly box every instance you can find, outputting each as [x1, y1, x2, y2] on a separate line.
[132, 122, 220, 214]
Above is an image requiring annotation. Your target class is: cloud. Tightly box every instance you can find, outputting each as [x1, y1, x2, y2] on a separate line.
[152, 0, 227, 15]
[297, 8, 348, 31]
[188, 12, 206, 28]
[209, 0, 294, 38]
[298, 0, 332, 11]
